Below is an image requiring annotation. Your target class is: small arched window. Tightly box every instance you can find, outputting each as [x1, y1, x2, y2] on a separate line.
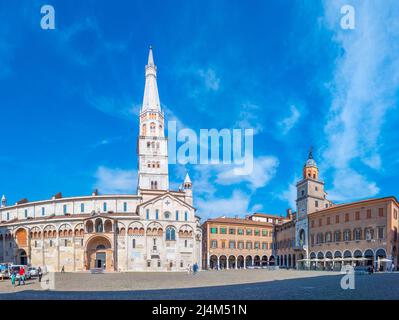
[150, 122, 156, 134]
[166, 227, 176, 241]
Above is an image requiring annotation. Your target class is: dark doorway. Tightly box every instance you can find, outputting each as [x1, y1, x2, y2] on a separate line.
[17, 250, 28, 265]
[96, 252, 106, 268]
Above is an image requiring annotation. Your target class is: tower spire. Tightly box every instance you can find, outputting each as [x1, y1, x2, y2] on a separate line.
[147, 45, 154, 66]
[308, 146, 314, 160]
[142, 46, 161, 112]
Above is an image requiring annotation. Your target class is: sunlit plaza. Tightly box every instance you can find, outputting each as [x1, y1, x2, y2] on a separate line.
[1, 269, 399, 300]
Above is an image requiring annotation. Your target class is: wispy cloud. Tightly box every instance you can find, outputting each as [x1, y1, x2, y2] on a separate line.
[196, 190, 251, 220]
[85, 90, 139, 120]
[175, 65, 221, 99]
[327, 168, 379, 202]
[94, 166, 136, 194]
[234, 102, 264, 134]
[90, 137, 122, 149]
[216, 156, 279, 190]
[197, 68, 220, 91]
[278, 105, 301, 135]
[58, 17, 128, 66]
[277, 176, 300, 209]
[321, 0, 399, 201]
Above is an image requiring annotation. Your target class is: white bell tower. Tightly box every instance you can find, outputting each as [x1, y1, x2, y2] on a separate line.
[137, 47, 169, 192]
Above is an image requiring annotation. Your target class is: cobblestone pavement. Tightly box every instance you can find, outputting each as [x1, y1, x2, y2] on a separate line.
[0, 270, 398, 299]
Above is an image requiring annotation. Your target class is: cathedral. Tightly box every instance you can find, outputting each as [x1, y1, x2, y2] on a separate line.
[0, 48, 202, 272]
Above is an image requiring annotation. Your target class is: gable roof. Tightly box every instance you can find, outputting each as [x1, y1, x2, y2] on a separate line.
[136, 191, 196, 211]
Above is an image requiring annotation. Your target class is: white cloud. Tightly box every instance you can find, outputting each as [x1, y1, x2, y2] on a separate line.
[234, 103, 264, 134]
[198, 68, 220, 91]
[85, 91, 139, 119]
[321, 0, 399, 201]
[94, 166, 137, 194]
[278, 177, 299, 210]
[216, 156, 279, 190]
[278, 105, 301, 135]
[328, 168, 379, 202]
[175, 65, 220, 99]
[196, 190, 251, 220]
[251, 203, 264, 212]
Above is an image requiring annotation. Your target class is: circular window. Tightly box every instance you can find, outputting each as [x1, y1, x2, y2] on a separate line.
[164, 211, 171, 219]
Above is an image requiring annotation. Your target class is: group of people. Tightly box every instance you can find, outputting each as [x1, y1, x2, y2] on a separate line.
[9, 266, 43, 287]
[187, 263, 199, 275]
[10, 268, 26, 287]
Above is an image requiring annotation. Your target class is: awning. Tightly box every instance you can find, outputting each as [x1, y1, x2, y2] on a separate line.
[378, 258, 392, 262]
[297, 259, 311, 262]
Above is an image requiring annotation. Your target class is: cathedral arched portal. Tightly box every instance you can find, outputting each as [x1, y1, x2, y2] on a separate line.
[85, 236, 113, 271]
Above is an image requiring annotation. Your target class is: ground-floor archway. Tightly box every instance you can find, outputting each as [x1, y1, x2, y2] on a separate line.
[261, 255, 268, 266]
[376, 248, 387, 271]
[269, 255, 275, 266]
[219, 255, 227, 269]
[17, 249, 28, 265]
[364, 249, 374, 266]
[245, 255, 252, 267]
[237, 255, 244, 268]
[85, 236, 113, 271]
[210, 255, 218, 269]
[254, 255, 260, 267]
[228, 255, 236, 269]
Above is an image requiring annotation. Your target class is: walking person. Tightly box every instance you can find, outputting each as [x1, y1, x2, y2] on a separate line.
[10, 271, 16, 287]
[187, 264, 191, 275]
[61, 265, 65, 273]
[193, 263, 198, 275]
[38, 266, 43, 283]
[18, 268, 25, 286]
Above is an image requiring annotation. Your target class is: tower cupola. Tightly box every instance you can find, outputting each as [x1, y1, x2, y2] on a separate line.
[303, 147, 319, 180]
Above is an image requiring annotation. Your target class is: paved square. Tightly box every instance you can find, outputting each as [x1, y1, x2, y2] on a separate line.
[0, 269, 398, 300]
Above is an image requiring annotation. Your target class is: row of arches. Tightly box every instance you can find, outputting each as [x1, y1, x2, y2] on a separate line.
[0, 222, 195, 242]
[85, 219, 113, 233]
[209, 255, 276, 269]
[147, 161, 160, 168]
[141, 122, 163, 136]
[0, 223, 86, 241]
[309, 248, 388, 261]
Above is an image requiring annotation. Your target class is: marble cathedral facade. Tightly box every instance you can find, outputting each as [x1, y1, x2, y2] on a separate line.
[0, 48, 202, 272]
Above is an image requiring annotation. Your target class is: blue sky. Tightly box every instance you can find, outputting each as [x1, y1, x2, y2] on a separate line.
[0, 0, 398, 220]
